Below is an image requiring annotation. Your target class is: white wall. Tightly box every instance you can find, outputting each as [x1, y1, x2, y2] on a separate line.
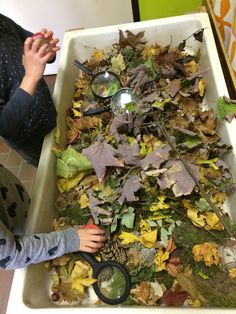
[0, 0, 133, 74]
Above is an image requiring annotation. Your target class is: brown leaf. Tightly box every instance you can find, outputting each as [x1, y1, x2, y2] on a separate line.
[118, 175, 143, 204]
[162, 287, 189, 306]
[119, 29, 146, 48]
[83, 140, 124, 181]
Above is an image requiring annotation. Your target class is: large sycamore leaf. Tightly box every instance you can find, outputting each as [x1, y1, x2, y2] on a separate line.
[117, 142, 141, 166]
[140, 145, 171, 170]
[118, 175, 143, 204]
[83, 140, 124, 181]
[156, 160, 199, 197]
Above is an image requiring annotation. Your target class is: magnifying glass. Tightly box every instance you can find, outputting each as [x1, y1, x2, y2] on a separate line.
[110, 88, 139, 114]
[74, 60, 121, 99]
[79, 251, 131, 305]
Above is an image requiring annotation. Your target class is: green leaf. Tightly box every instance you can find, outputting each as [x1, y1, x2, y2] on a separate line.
[183, 136, 201, 148]
[195, 198, 211, 212]
[121, 207, 135, 229]
[124, 102, 136, 112]
[54, 127, 61, 145]
[216, 97, 236, 121]
[160, 228, 169, 246]
[56, 146, 92, 178]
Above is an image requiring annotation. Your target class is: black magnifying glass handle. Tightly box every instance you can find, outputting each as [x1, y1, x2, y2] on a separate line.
[83, 107, 110, 116]
[74, 59, 93, 77]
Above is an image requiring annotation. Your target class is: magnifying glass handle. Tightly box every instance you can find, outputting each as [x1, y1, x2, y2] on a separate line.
[83, 107, 109, 116]
[74, 59, 93, 77]
[79, 251, 97, 267]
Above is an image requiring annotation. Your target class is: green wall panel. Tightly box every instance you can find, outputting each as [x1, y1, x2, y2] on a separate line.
[139, 0, 203, 20]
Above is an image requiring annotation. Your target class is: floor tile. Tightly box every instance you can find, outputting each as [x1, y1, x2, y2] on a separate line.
[18, 164, 36, 181]
[6, 150, 22, 167]
[0, 140, 10, 154]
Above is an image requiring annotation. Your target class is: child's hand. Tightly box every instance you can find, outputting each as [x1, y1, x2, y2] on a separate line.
[77, 226, 106, 253]
[34, 28, 60, 60]
[22, 36, 53, 83]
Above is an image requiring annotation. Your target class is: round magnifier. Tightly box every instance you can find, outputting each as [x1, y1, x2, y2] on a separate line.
[110, 88, 139, 114]
[79, 252, 131, 305]
[74, 59, 121, 99]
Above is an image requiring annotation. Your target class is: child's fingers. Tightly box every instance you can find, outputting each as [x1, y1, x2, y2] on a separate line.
[24, 37, 34, 53]
[31, 38, 43, 53]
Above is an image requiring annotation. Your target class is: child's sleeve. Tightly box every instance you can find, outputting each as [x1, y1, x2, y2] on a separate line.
[0, 220, 80, 270]
[0, 88, 34, 138]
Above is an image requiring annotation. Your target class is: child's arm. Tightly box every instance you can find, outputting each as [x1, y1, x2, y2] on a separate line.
[0, 221, 105, 270]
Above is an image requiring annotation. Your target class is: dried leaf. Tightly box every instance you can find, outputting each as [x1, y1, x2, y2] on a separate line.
[118, 231, 139, 245]
[157, 160, 199, 197]
[192, 242, 220, 267]
[83, 140, 124, 181]
[118, 175, 143, 204]
[119, 29, 146, 48]
[154, 249, 170, 272]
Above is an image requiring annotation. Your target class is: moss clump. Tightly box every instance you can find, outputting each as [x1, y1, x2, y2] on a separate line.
[195, 271, 236, 307]
[60, 206, 91, 225]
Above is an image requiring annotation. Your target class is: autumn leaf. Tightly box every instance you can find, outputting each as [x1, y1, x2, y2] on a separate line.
[140, 145, 171, 170]
[192, 242, 220, 267]
[118, 175, 143, 204]
[111, 53, 126, 73]
[118, 231, 139, 245]
[57, 172, 88, 193]
[140, 230, 157, 248]
[87, 190, 112, 224]
[83, 139, 124, 181]
[162, 288, 189, 306]
[154, 249, 170, 272]
[131, 281, 163, 305]
[229, 268, 236, 278]
[139, 219, 151, 234]
[157, 160, 199, 197]
[150, 195, 169, 211]
[119, 29, 146, 48]
[117, 141, 141, 166]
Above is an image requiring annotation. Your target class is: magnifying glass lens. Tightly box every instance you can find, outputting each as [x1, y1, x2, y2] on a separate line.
[97, 266, 127, 300]
[111, 88, 139, 114]
[91, 72, 120, 98]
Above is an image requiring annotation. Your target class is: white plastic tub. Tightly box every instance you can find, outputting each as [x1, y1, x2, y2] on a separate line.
[7, 13, 236, 313]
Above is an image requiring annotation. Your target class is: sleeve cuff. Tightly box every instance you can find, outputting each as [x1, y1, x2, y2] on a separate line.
[62, 227, 80, 253]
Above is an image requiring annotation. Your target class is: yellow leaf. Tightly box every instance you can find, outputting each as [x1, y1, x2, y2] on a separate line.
[198, 79, 205, 97]
[140, 230, 157, 248]
[72, 100, 82, 109]
[111, 53, 126, 73]
[154, 249, 170, 272]
[150, 195, 169, 211]
[71, 280, 85, 295]
[192, 242, 219, 267]
[118, 232, 139, 245]
[229, 268, 236, 278]
[91, 48, 105, 63]
[206, 212, 224, 231]
[57, 172, 88, 193]
[139, 219, 151, 234]
[79, 193, 89, 209]
[71, 108, 82, 118]
[187, 208, 206, 228]
[77, 277, 97, 286]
